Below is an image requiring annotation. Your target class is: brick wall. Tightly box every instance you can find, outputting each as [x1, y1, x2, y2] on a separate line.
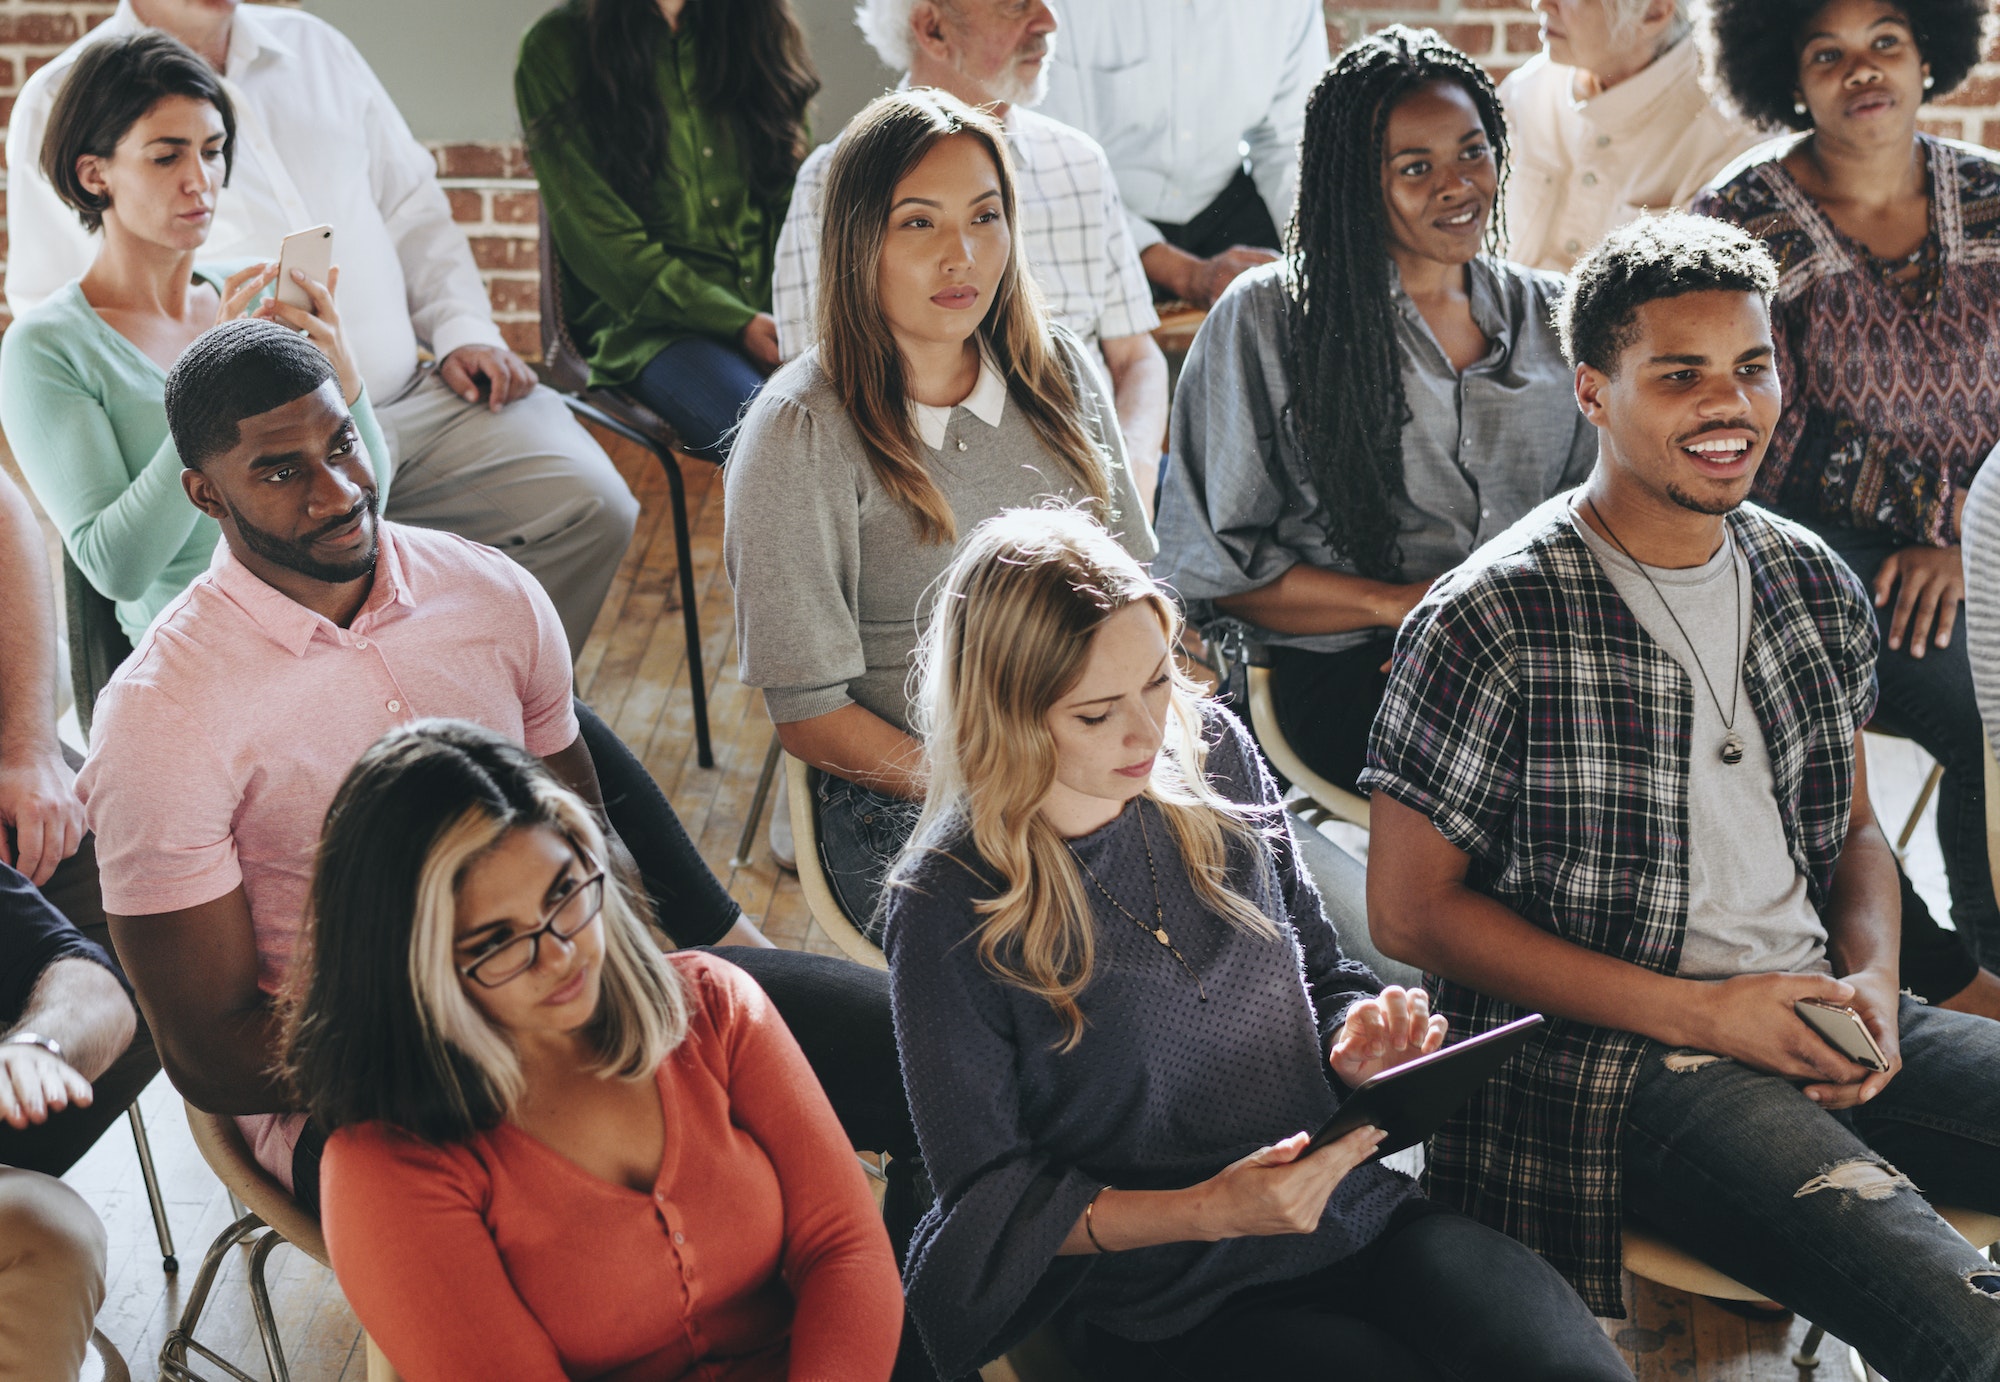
[3, 0, 2000, 357]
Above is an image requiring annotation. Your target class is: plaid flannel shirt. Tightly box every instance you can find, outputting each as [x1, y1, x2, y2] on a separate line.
[1359, 496, 1878, 1315]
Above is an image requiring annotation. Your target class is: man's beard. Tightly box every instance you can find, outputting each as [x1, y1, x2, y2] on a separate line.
[231, 487, 380, 584]
[973, 39, 1053, 108]
[1664, 481, 1747, 518]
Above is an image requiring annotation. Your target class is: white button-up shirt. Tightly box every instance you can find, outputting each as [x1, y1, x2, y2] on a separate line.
[772, 104, 1156, 363]
[5, 0, 505, 400]
[1498, 37, 1764, 273]
[1036, 0, 1328, 252]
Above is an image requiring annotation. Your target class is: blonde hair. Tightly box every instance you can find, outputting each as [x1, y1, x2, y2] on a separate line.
[817, 89, 1113, 545]
[284, 721, 689, 1140]
[901, 508, 1277, 1049]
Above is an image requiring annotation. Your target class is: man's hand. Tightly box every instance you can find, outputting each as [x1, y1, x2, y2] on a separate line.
[1873, 543, 1963, 657]
[1330, 985, 1448, 1088]
[740, 313, 782, 373]
[1189, 246, 1280, 307]
[1802, 967, 1903, 1109]
[0, 750, 83, 886]
[0, 1043, 91, 1129]
[1687, 971, 1879, 1089]
[439, 344, 539, 412]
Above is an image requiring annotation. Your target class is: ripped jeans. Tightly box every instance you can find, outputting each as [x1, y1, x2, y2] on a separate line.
[1625, 998, 2000, 1381]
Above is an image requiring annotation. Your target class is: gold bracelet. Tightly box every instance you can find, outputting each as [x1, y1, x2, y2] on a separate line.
[1085, 1187, 1111, 1254]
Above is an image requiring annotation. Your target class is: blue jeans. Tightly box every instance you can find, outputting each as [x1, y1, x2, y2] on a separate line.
[626, 335, 766, 461]
[814, 770, 923, 946]
[1624, 998, 2000, 1380]
[1785, 514, 1999, 964]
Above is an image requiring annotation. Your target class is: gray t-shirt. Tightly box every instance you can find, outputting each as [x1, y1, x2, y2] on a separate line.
[723, 333, 1156, 732]
[1575, 512, 1830, 979]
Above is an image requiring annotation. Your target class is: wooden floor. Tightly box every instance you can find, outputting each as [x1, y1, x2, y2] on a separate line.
[48, 426, 1941, 1380]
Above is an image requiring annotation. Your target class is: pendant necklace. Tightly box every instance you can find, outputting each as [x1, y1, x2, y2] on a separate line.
[1066, 803, 1207, 1001]
[1584, 498, 1747, 766]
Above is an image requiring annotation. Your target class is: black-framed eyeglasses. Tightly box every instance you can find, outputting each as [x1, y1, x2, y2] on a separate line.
[457, 871, 607, 988]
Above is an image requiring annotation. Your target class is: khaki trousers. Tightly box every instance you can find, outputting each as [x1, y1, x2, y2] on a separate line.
[375, 371, 640, 659]
[0, 1169, 104, 1382]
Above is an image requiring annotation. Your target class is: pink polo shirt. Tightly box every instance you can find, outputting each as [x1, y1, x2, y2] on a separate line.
[79, 522, 579, 1185]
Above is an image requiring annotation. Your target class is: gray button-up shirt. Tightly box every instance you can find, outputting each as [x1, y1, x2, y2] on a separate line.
[1155, 256, 1597, 653]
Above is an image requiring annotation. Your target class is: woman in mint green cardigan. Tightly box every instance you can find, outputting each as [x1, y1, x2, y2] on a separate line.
[515, 0, 817, 460]
[0, 31, 379, 646]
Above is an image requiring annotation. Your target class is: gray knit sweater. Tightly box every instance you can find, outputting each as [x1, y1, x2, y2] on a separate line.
[882, 706, 1420, 1376]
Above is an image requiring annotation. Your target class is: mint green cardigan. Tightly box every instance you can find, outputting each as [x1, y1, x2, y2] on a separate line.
[0, 276, 389, 644]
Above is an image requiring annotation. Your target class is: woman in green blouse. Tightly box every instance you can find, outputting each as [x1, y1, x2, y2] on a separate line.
[516, 0, 818, 460]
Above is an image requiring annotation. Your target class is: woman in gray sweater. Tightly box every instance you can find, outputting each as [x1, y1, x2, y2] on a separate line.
[882, 508, 1631, 1380]
[723, 90, 1152, 936]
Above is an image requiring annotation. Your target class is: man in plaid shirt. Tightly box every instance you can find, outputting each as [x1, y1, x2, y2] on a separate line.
[1363, 214, 2000, 1379]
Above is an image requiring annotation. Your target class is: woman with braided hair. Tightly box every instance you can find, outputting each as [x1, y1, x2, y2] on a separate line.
[1155, 24, 1596, 795]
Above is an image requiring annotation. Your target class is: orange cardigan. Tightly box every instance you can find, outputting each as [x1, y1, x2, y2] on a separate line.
[321, 952, 903, 1381]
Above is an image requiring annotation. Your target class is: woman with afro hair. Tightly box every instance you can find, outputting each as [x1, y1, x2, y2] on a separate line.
[1694, 0, 2000, 1000]
[1154, 24, 1595, 802]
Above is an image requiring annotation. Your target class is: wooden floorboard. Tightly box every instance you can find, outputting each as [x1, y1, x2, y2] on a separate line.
[23, 424, 1920, 1379]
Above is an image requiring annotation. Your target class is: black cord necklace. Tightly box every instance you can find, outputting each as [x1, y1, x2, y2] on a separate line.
[1066, 803, 1208, 1001]
[1584, 498, 1747, 766]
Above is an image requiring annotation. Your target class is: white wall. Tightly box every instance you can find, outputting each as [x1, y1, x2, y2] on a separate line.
[305, 0, 893, 146]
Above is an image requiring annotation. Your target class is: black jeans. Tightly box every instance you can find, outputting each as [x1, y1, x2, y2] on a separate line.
[0, 774, 160, 1178]
[1266, 637, 1394, 796]
[1085, 1199, 1632, 1381]
[1151, 167, 1283, 260]
[1625, 999, 2000, 1381]
[574, 699, 741, 947]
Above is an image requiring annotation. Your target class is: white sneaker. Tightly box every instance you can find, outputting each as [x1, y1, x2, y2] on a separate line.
[769, 776, 797, 874]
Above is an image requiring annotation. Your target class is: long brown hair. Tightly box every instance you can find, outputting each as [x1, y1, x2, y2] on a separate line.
[817, 90, 1112, 545]
[900, 508, 1277, 1050]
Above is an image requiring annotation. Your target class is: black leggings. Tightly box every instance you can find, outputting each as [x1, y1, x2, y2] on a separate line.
[1086, 1200, 1631, 1382]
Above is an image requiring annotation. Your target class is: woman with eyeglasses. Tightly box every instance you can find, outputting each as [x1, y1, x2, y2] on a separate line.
[281, 719, 903, 1382]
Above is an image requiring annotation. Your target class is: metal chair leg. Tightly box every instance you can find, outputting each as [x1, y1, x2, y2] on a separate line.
[732, 732, 784, 868]
[1793, 1320, 1826, 1368]
[127, 1104, 178, 1271]
[246, 1230, 292, 1382]
[655, 445, 713, 769]
[158, 1211, 265, 1382]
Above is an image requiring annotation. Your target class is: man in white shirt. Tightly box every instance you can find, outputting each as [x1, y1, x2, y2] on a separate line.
[772, 0, 1168, 506]
[1498, 0, 1762, 272]
[1036, 0, 1328, 308]
[6, 0, 638, 658]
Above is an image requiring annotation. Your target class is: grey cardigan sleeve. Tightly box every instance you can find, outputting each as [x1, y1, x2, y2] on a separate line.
[883, 857, 1104, 1376]
[1053, 324, 1157, 564]
[721, 369, 868, 725]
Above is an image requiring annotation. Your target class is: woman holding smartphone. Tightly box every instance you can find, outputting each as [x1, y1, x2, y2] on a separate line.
[0, 30, 374, 644]
[723, 89, 1152, 935]
[882, 507, 1632, 1380]
[285, 719, 904, 1382]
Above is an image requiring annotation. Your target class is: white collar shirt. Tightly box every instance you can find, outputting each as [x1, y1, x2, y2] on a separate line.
[909, 352, 1009, 451]
[771, 104, 1157, 364]
[1035, 0, 1328, 252]
[4, 0, 505, 399]
[1498, 37, 1764, 272]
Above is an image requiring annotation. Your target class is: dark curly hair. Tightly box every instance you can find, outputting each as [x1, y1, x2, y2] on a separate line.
[1698, 0, 1989, 132]
[1285, 25, 1509, 580]
[1559, 213, 1779, 375]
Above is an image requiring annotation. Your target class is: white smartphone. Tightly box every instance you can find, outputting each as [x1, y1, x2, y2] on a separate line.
[275, 224, 334, 309]
[1794, 998, 1891, 1072]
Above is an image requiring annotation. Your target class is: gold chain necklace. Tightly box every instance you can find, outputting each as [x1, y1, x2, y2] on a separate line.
[1066, 804, 1208, 1001]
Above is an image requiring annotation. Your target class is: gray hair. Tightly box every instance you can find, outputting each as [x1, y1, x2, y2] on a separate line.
[855, 0, 921, 72]
[1604, 0, 1690, 43]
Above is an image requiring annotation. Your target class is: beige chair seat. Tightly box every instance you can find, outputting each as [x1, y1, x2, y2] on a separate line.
[785, 754, 889, 970]
[1625, 1206, 2000, 1301]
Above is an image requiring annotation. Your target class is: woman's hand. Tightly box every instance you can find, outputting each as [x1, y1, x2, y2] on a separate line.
[1192, 1125, 1387, 1238]
[255, 265, 364, 406]
[1873, 543, 1963, 658]
[1330, 985, 1448, 1089]
[214, 261, 279, 324]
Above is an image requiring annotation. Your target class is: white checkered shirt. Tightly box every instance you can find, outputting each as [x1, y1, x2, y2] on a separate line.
[772, 105, 1159, 362]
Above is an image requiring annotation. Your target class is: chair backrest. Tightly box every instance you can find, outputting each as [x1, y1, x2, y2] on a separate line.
[1244, 666, 1371, 829]
[183, 1103, 331, 1264]
[62, 551, 134, 741]
[536, 201, 593, 396]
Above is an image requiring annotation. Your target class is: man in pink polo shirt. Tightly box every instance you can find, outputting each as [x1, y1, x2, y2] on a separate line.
[75, 322, 834, 1204]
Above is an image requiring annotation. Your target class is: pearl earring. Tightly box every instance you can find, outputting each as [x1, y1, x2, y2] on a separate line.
[1794, 99, 1808, 115]
[1924, 74, 1936, 90]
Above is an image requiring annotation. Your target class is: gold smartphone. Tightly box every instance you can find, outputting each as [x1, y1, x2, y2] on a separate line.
[1794, 997, 1890, 1073]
